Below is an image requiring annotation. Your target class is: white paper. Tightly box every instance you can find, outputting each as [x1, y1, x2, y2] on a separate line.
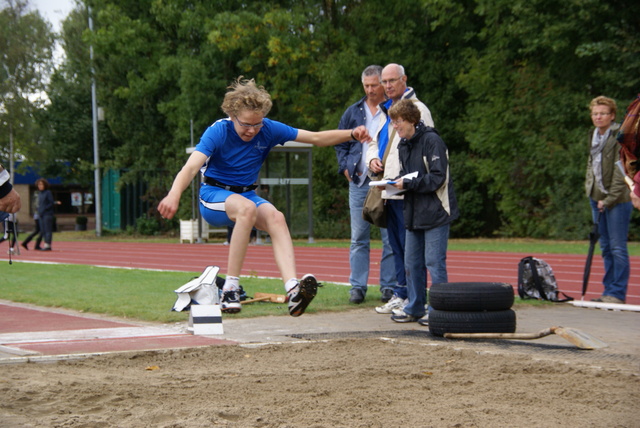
[369, 171, 418, 187]
[369, 172, 418, 196]
[369, 179, 397, 186]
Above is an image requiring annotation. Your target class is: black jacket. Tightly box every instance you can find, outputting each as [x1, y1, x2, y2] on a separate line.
[398, 122, 459, 231]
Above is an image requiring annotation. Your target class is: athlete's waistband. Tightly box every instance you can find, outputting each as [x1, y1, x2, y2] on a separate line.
[202, 176, 258, 193]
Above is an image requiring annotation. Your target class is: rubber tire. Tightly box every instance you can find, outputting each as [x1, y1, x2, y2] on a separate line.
[428, 309, 517, 337]
[429, 282, 514, 312]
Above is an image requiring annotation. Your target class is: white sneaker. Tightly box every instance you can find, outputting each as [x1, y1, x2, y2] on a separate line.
[375, 296, 407, 314]
[418, 314, 429, 326]
[391, 306, 406, 316]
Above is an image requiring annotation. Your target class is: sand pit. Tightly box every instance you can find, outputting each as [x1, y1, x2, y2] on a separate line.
[1, 337, 638, 427]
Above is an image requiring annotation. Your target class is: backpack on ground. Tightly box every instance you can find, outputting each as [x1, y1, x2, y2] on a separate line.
[517, 256, 573, 302]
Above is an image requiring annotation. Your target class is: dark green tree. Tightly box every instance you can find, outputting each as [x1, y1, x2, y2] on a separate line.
[456, 0, 640, 238]
[0, 0, 54, 169]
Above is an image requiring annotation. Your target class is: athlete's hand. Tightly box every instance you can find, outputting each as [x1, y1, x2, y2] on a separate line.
[158, 192, 180, 220]
[352, 125, 372, 143]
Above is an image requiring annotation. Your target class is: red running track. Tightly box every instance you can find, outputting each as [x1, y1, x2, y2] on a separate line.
[3, 241, 638, 305]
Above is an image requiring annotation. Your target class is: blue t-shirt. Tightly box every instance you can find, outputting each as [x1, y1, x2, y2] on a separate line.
[195, 118, 298, 187]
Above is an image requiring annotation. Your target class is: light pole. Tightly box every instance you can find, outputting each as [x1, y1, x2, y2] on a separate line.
[88, 6, 102, 237]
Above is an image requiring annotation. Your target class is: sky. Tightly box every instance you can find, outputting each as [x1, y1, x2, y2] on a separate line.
[29, 0, 75, 33]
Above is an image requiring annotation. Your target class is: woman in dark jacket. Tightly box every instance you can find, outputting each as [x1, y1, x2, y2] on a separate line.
[35, 178, 55, 251]
[386, 100, 459, 324]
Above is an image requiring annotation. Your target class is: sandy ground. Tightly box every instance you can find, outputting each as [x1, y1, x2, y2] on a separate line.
[1, 336, 638, 428]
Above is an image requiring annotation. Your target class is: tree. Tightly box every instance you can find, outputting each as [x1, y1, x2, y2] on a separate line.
[455, 0, 640, 237]
[40, 0, 638, 238]
[0, 0, 54, 170]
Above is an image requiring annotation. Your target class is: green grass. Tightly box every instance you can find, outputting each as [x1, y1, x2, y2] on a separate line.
[2, 263, 395, 323]
[4, 260, 552, 324]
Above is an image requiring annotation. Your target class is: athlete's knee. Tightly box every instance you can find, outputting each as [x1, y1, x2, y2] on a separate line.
[264, 209, 287, 231]
[234, 200, 258, 223]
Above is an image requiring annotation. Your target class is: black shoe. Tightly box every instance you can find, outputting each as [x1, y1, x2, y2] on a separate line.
[349, 288, 365, 304]
[21, 242, 29, 251]
[41, 247, 52, 251]
[380, 288, 394, 303]
[288, 274, 320, 317]
[221, 290, 242, 313]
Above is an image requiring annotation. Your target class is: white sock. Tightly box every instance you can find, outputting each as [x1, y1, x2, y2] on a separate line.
[284, 278, 298, 293]
[223, 276, 240, 292]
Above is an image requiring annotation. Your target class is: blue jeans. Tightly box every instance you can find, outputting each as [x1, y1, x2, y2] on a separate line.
[349, 181, 396, 293]
[385, 199, 407, 299]
[403, 224, 450, 318]
[590, 199, 632, 301]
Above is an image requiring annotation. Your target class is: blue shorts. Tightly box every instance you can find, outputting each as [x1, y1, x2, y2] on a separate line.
[199, 184, 271, 227]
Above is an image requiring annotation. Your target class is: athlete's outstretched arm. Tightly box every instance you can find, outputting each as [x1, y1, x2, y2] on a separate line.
[296, 125, 371, 147]
[158, 151, 208, 219]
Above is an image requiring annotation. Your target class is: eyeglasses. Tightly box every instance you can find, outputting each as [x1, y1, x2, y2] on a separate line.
[391, 119, 405, 127]
[235, 116, 264, 128]
[381, 76, 403, 85]
[590, 112, 611, 117]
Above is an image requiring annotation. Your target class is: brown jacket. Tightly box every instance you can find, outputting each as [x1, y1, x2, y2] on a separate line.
[585, 123, 630, 208]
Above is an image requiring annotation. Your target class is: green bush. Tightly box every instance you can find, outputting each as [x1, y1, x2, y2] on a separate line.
[136, 216, 160, 236]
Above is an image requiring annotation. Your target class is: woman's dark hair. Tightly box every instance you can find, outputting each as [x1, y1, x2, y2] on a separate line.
[35, 178, 50, 190]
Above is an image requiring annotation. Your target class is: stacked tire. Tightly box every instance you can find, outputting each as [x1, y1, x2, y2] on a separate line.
[428, 282, 516, 337]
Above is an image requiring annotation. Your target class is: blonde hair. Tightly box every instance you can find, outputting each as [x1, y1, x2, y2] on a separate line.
[221, 77, 273, 117]
[589, 96, 617, 117]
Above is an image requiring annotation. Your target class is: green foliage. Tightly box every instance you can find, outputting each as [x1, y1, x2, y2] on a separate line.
[23, 0, 640, 239]
[135, 215, 160, 235]
[311, 146, 350, 239]
[0, 0, 55, 162]
[452, 0, 640, 237]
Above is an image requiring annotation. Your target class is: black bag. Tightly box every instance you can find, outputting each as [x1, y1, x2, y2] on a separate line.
[362, 185, 387, 228]
[517, 256, 573, 302]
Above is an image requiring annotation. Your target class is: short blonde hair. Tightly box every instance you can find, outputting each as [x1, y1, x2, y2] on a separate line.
[221, 77, 273, 117]
[589, 96, 617, 117]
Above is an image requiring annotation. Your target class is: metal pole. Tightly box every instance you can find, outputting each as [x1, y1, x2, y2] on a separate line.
[8, 123, 14, 185]
[190, 119, 195, 221]
[89, 7, 102, 237]
[307, 148, 314, 243]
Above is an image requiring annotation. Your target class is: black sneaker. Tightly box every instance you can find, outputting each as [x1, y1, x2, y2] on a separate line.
[349, 288, 365, 304]
[221, 290, 242, 313]
[288, 274, 320, 317]
[380, 288, 394, 303]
